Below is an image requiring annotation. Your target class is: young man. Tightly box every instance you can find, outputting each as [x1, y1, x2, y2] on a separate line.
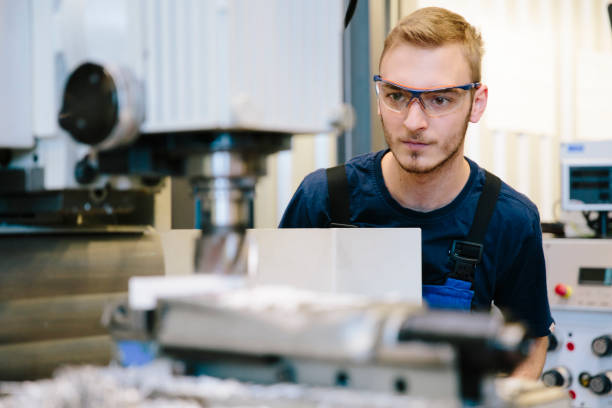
[279, 7, 553, 379]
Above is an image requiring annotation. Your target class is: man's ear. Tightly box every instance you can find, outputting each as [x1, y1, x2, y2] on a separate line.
[469, 84, 488, 123]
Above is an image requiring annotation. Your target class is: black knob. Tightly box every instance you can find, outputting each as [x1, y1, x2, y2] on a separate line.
[592, 335, 612, 357]
[542, 367, 572, 387]
[0, 149, 11, 167]
[589, 373, 612, 395]
[547, 333, 559, 352]
[75, 158, 98, 184]
[59, 62, 118, 146]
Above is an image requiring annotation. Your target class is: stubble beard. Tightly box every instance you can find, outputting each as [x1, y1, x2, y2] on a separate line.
[381, 112, 470, 175]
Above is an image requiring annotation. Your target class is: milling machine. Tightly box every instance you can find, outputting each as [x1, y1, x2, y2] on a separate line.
[0, 0, 344, 379]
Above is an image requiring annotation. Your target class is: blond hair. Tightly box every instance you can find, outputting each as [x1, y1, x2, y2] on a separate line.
[380, 7, 484, 82]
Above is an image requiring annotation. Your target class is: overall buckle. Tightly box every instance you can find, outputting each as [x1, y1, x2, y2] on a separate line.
[449, 240, 483, 264]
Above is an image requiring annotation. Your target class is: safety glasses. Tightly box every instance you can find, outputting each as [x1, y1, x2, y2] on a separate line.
[373, 75, 480, 117]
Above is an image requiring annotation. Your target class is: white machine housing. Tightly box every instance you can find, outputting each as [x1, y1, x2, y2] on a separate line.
[2, 0, 344, 190]
[248, 228, 422, 302]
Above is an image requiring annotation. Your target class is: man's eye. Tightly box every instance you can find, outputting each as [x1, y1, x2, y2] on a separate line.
[426, 91, 458, 106]
[387, 92, 405, 102]
[432, 96, 450, 105]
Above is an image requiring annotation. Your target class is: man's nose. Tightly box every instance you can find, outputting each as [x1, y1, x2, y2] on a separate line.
[402, 97, 428, 131]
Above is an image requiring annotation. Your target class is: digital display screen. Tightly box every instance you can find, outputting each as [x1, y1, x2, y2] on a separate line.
[569, 166, 612, 204]
[579, 268, 612, 286]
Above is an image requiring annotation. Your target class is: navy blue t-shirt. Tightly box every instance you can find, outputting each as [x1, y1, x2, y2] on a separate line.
[279, 149, 554, 337]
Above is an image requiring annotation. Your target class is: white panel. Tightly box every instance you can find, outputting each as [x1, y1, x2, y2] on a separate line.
[576, 51, 612, 141]
[539, 134, 554, 221]
[559, 0, 576, 142]
[484, 28, 556, 135]
[0, 0, 33, 148]
[250, 228, 422, 302]
[515, 0, 531, 24]
[492, 131, 507, 181]
[201, 0, 219, 125]
[536, 0, 558, 221]
[579, 0, 596, 49]
[31, 0, 58, 139]
[174, 1, 188, 122]
[515, 133, 531, 197]
[159, 0, 173, 123]
[125, 1, 145, 78]
[135, 0, 344, 134]
[84, 0, 131, 65]
[143, 0, 159, 123]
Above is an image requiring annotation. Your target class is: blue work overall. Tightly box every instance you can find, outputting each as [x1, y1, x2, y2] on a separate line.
[325, 165, 501, 312]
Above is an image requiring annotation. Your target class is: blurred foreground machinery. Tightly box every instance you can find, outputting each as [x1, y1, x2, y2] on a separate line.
[0, 281, 570, 407]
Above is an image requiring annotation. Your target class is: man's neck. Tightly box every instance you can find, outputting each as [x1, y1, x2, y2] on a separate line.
[381, 151, 471, 212]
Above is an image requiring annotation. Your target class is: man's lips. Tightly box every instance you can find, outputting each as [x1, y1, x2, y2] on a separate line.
[402, 140, 429, 149]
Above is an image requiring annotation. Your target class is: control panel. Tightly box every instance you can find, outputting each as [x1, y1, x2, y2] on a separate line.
[543, 239, 612, 407]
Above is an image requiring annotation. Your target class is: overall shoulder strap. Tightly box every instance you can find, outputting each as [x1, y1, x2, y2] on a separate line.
[467, 170, 502, 242]
[326, 164, 356, 228]
[449, 170, 502, 284]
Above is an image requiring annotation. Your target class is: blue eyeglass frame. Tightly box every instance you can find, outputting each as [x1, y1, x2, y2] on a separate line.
[373, 75, 481, 95]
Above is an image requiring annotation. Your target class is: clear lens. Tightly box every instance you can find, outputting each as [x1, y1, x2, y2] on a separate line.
[376, 82, 469, 116]
[421, 89, 465, 115]
[377, 82, 410, 112]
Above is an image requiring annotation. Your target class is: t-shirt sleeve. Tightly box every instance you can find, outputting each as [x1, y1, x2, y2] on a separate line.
[494, 214, 554, 338]
[278, 169, 331, 228]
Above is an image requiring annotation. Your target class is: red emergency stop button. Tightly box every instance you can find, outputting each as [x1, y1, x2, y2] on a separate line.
[555, 283, 572, 298]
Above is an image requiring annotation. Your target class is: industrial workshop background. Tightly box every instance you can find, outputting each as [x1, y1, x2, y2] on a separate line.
[247, 0, 612, 229]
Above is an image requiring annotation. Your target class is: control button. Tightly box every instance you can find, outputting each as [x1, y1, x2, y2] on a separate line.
[542, 367, 572, 388]
[578, 372, 591, 388]
[591, 335, 612, 357]
[554, 283, 572, 298]
[568, 390, 576, 400]
[547, 334, 559, 352]
[566, 342, 575, 351]
[589, 372, 612, 395]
